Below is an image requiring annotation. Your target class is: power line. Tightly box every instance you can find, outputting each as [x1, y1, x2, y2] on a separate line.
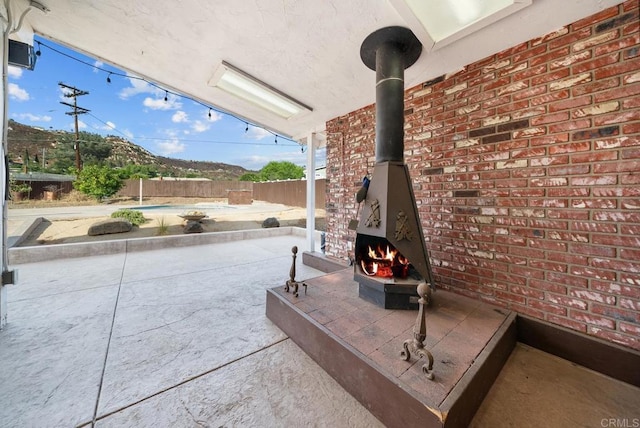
[36, 39, 298, 145]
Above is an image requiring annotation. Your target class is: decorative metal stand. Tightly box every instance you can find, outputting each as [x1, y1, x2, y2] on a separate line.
[400, 281, 435, 379]
[285, 246, 307, 297]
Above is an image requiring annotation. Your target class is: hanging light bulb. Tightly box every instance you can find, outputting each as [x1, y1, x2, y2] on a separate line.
[164, 91, 168, 102]
[245, 123, 249, 133]
[275, 135, 278, 144]
[106, 73, 112, 84]
[208, 108, 212, 119]
[35, 41, 41, 56]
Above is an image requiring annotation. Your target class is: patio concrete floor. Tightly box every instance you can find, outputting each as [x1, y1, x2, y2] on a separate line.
[1, 233, 639, 427]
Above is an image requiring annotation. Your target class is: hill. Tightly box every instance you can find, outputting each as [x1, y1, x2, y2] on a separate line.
[6, 120, 253, 180]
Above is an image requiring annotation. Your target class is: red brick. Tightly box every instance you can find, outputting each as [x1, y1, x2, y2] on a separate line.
[596, 33, 640, 56]
[591, 280, 640, 299]
[591, 303, 640, 324]
[619, 322, 640, 336]
[570, 289, 617, 305]
[549, 27, 592, 50]
[483, 76, 512, 91]
[548, 272, 589, 289]
[572, 77, 621, 96]
[548, 165, 590, 176]
[530, 300, 568, 316]
[549, 119, 592, 133]
[594, 58, 640, 79]
[593, 83, 640, 103]
[569, 310, 616, 329]
[569, 266, 617, 281]
[495, 290, 526, 305]
[621, 248, 640, 261]
[592, 234, 640, 247]
[549, 95, 593, 112]
[570, 175, 618, 186]
[547, 314, 587, 332]
[587, 327, 640, 351]
[620, 297, 640, 311]
[594, 159, 640, 173]
[571, 151, 618, 163]
[572, 7, 620, 30]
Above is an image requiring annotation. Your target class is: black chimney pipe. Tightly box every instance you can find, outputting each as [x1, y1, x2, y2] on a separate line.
[360, 27, 422, 163]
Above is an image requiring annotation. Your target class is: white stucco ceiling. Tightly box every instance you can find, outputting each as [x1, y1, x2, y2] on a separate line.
[13, 0, 624, 143]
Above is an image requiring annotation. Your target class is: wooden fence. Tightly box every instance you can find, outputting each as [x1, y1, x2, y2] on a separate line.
[118, 180, 251, 198]
[253, 179, 326, 208]
[117, 178, 326, 208]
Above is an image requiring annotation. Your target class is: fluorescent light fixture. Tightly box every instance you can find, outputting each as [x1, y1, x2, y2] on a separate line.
[209, 61, 312, 119]
[390, 0, 532, 48]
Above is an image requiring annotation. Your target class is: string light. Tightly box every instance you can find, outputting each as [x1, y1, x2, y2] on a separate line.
[245, 123, 249, 133]
[208, 108, 212, 119]
[34, 39, 296, 145]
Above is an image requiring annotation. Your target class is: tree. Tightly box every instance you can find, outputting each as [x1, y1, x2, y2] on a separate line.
[73, 165, 124, 201]
[239, 172, 261, 182]
[255, 161, 304, 181]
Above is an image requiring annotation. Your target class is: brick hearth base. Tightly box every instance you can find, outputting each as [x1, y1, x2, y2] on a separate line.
[266, 269, 517, 427]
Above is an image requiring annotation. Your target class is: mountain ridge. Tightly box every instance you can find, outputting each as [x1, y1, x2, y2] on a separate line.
[6, 120, 252, 180]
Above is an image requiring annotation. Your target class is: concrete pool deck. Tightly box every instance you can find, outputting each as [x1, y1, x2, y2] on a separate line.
[2, 205, 639, 427]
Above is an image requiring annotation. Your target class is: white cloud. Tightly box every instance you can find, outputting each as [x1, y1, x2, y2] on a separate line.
[102, 121, 116, 131]
[123, 129, 135, 140]
[8, 66, 22, 79]
[8, 83, 29, 101]
[143, 95, 181, 111]
[172, 110, 188, 123]
[157, 139, 186, 155]
[191, 120, 210, 133]
[118, 74, 161, 99]
[93, 60, 103, 71]
[14, 113, 52, 122]
[245, 126, 271, 140]
[69, 120, 87, 130]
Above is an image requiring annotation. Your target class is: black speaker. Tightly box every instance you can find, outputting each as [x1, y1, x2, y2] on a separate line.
[9, 39, 36, 70]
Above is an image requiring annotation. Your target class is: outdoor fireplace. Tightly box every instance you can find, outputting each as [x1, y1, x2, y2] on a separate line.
[354, 27, 434, 309]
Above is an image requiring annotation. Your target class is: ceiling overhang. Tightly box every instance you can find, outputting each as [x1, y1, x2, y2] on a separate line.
[5, 0, 626, 145]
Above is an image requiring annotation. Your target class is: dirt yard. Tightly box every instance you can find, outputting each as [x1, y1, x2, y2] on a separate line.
[11, 193, 325, 246]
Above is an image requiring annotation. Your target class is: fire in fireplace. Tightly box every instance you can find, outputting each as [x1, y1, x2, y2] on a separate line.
[354, 27, 434, 310]
[358, 240, 409, 279]
[356, 236, 419, 280]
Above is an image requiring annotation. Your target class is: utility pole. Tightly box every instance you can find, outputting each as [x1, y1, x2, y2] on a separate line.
[59, 82, 89, 171]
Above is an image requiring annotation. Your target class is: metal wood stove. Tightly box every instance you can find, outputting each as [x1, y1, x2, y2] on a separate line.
[354, 27, 434, 310]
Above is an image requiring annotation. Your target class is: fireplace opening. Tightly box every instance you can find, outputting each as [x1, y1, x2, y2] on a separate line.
[355, 232, 425, 310]
[355, 235, 421, 281]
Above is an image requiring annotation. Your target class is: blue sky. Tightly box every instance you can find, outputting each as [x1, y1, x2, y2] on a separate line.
[8, 36, 325, 171]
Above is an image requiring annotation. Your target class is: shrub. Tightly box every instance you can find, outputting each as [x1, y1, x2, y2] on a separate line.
[73, 165, 124, 201]
[111, 209, 147, 226]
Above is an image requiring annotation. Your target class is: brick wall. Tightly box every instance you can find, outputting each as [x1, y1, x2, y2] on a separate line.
[325, 1, 640, 350]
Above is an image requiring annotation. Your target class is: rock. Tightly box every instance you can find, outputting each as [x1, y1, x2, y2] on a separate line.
[262, 217, 280, 228]
[88, 218, 133, 236]
[183, 220, 204, 234]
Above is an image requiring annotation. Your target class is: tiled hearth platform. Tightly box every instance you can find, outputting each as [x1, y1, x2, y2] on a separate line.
[266, 269, 517, 427]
